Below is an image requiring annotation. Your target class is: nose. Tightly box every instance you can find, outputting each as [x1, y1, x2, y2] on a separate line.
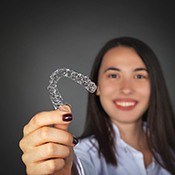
[120, 79, 134, 95]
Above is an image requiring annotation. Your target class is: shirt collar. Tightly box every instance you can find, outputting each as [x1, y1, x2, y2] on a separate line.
[112, 122, 148, 149]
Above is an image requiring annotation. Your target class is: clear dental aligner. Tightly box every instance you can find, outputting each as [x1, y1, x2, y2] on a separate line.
[47, 68, 97, 110]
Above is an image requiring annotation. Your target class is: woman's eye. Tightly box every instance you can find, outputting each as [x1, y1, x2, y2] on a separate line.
[108, 74, 119, 78]
[135, 74, 145, 79]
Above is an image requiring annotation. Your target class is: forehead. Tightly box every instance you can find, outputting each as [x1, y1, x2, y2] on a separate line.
[101, 46, 146, 69]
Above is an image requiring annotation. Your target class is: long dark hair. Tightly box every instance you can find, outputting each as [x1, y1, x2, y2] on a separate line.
[80, 37, 175, 174]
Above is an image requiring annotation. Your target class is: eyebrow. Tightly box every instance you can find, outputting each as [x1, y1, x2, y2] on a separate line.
[104, 67, 120, 72]
[134, 68, 148, 72]
[104, 67, 148, 72]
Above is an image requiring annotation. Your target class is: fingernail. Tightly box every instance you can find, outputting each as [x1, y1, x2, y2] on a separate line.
[62, 113, 72, 121]
[73, 137, 79, 145]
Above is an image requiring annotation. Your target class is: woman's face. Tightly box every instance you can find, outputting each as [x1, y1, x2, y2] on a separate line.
[97, 46, 150, 125]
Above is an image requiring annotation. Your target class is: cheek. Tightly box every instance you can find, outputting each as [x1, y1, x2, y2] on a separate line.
[97, 82, 116, 96]
[97, 84, 116, 111]
[139, 84, 151, 102]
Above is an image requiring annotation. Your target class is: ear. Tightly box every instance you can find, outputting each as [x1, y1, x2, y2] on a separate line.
[96, 86, 100, 96]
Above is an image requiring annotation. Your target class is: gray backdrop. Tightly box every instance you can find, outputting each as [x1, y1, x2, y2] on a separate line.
[1, 1, 175, 174]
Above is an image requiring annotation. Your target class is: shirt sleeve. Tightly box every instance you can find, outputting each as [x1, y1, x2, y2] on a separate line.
[73, 147, 97, 175]
[73, 139, 100, 175]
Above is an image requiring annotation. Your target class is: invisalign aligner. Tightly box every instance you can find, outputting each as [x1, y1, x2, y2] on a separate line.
[47, 68, 97, 109]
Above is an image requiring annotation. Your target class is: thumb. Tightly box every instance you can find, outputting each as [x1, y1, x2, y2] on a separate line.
[54, 104, 72, 130]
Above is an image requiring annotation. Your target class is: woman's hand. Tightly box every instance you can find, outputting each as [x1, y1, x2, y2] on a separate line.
[19, 105, 77, 175]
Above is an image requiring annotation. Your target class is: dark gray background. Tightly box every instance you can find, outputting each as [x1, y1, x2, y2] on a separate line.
[1, 1, 175, 174]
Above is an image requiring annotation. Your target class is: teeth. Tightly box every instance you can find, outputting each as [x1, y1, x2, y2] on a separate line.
[116, 102, 135, 107]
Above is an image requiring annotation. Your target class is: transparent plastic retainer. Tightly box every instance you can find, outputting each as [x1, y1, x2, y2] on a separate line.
[47, 68, 97, 110]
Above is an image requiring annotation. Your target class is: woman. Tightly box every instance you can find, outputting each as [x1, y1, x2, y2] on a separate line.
[19, 37, 175, 175]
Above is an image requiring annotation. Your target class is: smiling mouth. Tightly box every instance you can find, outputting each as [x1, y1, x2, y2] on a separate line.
[116, 102, 135, 107]
[114, 100, 137, 110]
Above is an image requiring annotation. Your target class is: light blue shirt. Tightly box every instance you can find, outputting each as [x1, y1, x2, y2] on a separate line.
[74, 124, 171, 175]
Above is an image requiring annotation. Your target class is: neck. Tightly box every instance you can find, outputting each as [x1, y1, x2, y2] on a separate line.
[113, 120, 152, 167]
[114, 120, 147, 150]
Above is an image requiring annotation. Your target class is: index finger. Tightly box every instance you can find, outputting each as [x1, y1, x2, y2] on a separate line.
[23, 105, 72, 136]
